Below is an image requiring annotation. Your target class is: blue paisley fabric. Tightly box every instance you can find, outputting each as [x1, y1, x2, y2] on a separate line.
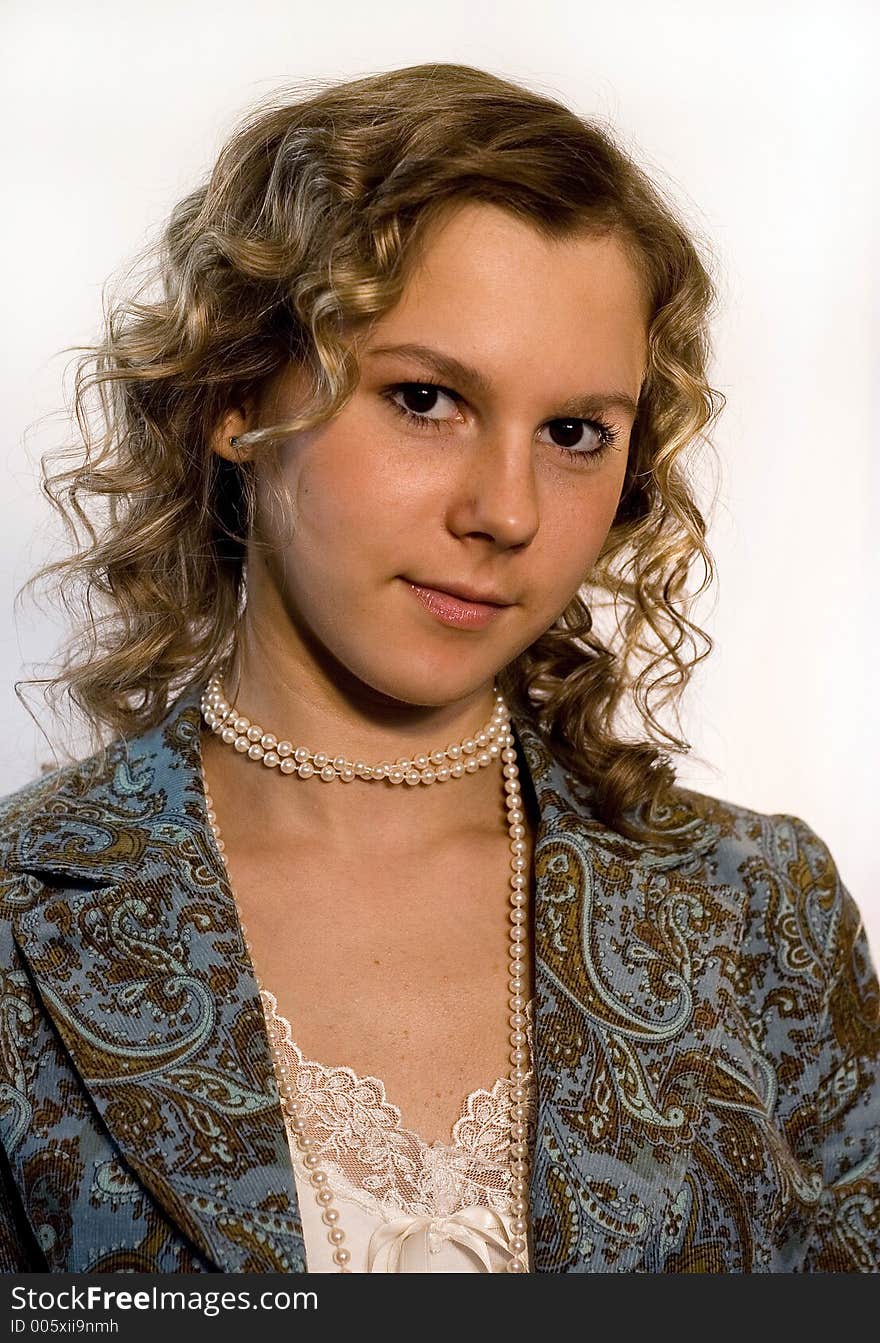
[0, 680, 877, 1273]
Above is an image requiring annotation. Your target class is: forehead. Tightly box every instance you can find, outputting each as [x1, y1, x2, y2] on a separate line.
[366, 201, 649, 392]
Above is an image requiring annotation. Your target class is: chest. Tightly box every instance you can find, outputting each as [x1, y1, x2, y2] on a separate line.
[220, 830, 535, 1147]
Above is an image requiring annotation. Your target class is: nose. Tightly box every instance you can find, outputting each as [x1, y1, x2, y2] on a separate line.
[445, 430, 540, 550]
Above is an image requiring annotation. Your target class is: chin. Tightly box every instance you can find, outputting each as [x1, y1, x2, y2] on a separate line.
[346, 654, 502, 712]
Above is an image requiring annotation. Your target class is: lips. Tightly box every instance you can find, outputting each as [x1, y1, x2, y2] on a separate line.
[406, 579, 511, 607]
[402, 579, 510, 630]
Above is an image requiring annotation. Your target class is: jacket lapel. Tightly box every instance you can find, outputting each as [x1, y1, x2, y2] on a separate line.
[7, 683, 304, 1272]
[7, 681, 748, 1273]
[513, 717, 749, 1271]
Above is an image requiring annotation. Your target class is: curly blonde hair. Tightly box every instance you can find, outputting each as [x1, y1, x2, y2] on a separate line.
[15, 62, 725, 847]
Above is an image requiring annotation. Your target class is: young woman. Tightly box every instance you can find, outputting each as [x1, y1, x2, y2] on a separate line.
[1, 63, 877, 1275]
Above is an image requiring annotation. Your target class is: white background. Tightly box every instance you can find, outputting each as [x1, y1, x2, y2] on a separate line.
[2, 0, 878, 954]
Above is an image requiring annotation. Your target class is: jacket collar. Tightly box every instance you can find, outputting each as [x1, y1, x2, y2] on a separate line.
[6, 681, 745, 1273]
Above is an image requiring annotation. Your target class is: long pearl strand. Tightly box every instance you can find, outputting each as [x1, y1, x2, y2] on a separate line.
[198, 673, 533, 1273]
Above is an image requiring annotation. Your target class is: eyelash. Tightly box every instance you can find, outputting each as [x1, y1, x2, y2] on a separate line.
[381, 381, 621, 464]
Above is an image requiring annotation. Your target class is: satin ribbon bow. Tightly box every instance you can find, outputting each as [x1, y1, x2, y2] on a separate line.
[366, 1205, 517, 1273]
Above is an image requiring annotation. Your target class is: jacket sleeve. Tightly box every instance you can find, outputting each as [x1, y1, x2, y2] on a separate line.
[794, 819, 880, 1271]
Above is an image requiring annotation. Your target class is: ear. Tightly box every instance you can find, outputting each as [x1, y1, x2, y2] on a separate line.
[209, 399, 259, 463]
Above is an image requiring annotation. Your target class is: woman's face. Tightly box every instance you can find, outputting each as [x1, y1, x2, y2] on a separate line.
[228, 201, 649, 709]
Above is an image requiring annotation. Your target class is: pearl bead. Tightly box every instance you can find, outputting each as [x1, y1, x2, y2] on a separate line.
[277, 740, 293, 757]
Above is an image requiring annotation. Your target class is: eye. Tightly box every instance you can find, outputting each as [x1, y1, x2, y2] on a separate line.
[382, 380, 622, 463]
[384, 382, 461, 430]
[537, 417, 620, 461]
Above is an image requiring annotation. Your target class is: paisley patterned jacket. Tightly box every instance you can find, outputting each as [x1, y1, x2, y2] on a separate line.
[0, 680, 877, 1274]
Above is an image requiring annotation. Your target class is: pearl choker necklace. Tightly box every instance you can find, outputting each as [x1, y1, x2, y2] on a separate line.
[199, 671, 511, 785]
[198, 672, 533, 1273]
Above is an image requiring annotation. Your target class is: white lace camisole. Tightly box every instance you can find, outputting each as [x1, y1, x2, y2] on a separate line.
[259, 988, 537, 1273]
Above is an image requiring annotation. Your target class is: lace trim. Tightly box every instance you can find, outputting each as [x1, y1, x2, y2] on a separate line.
[260, 987, 536, 1220]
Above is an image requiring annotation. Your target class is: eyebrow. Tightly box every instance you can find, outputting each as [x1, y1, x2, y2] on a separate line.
[364, 341, 641, 420]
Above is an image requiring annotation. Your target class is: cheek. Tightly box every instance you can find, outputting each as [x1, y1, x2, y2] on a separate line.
[538, 471, 626, 587]
[272, 437, 380, 542]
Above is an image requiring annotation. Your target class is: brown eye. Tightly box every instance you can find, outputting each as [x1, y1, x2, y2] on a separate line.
[538, 417, 620, 460]
[546, 419, 584, 448]
[384, 382, 461, 428]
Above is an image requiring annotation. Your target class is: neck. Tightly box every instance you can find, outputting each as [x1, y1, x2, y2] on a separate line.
[198, 634, 521, 855]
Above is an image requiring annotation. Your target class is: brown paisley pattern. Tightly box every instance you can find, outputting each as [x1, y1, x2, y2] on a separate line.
[0, 681, 877, 1272]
